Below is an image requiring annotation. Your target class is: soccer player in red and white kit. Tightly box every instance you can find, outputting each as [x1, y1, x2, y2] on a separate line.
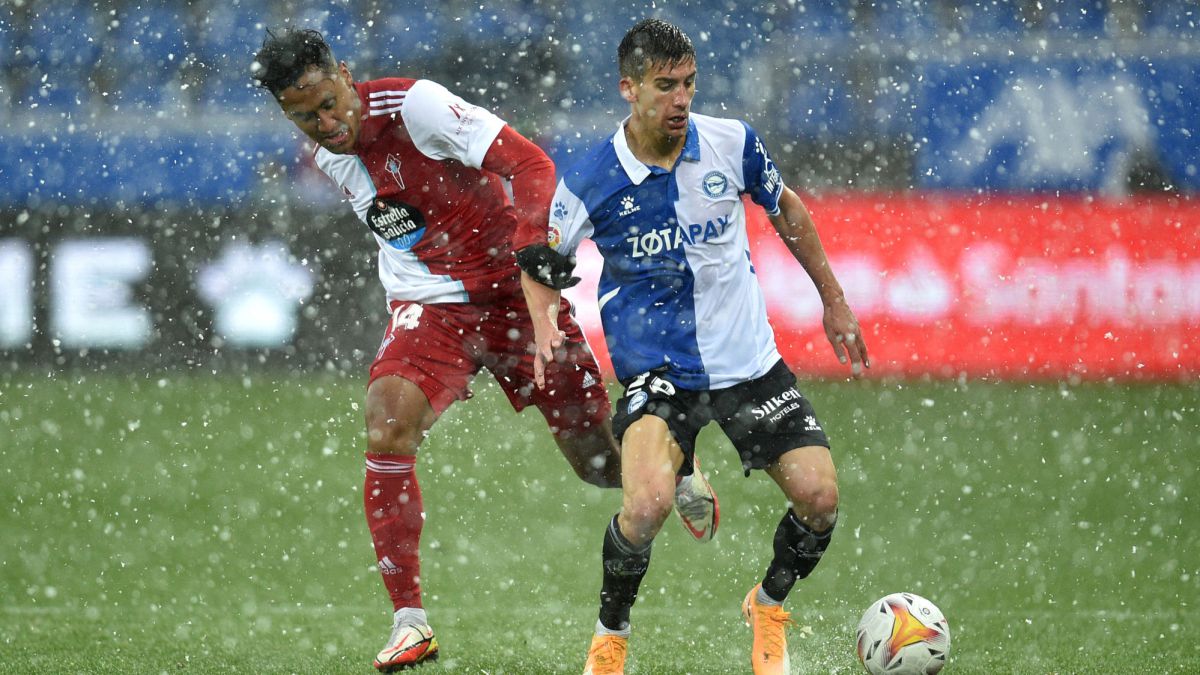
[251, 29, 718, 671]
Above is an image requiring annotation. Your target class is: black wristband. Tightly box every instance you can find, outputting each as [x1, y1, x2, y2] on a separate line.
[515, 244, 581, 290]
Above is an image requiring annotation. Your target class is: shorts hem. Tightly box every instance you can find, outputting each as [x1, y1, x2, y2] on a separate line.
[368, 360, 465, 416]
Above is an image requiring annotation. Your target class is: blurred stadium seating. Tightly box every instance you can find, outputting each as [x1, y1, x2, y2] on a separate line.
[108, 5, 190, 109]
[0, 0, 1196, 206]
[16, 0, 103, 109]
[194, 2, 268, 110]
[1143, 0, 1199, 35]
[1044, 0, 1110, 36]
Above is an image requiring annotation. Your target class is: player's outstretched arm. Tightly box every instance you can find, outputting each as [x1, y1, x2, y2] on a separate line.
[768, 187, 870, 375]
[520, 270, 565, 389]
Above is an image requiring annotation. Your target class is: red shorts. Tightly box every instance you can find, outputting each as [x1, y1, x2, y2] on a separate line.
[369, 296, 610, 438]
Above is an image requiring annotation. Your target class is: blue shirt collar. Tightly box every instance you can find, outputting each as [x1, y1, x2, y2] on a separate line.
[612, 117, 701, 185]
[680, 118, 701, 162]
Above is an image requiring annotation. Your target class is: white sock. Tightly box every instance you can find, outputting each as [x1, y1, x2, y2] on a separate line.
[595, 619, 631, 638]
[394, 607, 429, 627]
[757, 587, 783, 607]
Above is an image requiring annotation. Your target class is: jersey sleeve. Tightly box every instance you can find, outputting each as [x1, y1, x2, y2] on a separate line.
[482, 125, 556, 251]
[740, 122, 785, 216]
[401, 79, 506, 169]
[548, 178, 593, 258]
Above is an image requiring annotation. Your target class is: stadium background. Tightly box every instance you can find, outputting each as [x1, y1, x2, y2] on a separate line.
[3, 1, 1198, 672]
[2, 0, 1197, 376]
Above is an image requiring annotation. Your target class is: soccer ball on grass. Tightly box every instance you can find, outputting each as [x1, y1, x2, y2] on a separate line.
[856, 592, 950, 674]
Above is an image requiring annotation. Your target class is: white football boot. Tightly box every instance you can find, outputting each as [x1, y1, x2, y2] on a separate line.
[674, 455, 720, 542]
[373, 621, 438, 672]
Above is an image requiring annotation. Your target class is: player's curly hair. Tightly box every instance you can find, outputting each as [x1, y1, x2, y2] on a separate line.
[618, 18, 695, 81]
[251, 28, 337, 99]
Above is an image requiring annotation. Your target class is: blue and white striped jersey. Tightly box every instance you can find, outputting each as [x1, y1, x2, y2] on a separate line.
[551, 113, 786, 390]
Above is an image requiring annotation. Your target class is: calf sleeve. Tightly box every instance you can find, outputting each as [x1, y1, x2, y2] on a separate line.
[598, 515, 652, 632]
[761, 509, 835, 602]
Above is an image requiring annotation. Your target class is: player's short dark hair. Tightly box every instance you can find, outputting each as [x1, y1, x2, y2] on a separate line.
[618, 18, 695, 81]
[251, 28, 337, 99]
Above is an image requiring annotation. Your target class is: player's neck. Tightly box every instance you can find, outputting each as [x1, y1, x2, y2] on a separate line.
[623, 121, 685, 171]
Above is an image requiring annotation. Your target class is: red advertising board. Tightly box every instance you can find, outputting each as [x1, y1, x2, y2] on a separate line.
[563, 194, 1200, 380]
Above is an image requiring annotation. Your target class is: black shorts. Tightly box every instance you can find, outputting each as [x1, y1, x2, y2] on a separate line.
[611, 360, 831, 475]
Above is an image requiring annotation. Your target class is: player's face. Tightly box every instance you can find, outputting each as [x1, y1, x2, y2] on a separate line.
[622, 58, 697, 141]
[276, 63, 362, 154]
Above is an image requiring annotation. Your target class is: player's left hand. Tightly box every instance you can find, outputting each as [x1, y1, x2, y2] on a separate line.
[532, 310, 566, 390]
[823, 301, 869, 376]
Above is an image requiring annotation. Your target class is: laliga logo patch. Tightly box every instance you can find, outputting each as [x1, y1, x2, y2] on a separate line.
[628, 390, 648, 414]
[702, 171, 728, 197]
[547, 222, 563, 249]
[367, 198, 426, 251]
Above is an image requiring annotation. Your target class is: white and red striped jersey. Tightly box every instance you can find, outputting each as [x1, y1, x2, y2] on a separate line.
[313, 77, 520, 304]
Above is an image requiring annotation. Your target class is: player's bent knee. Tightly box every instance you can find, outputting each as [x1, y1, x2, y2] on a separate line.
[810, 482, 840, 520]
[789, 479, 839, 524]
[365, 415, 427, 455]
[363, 376, 437, 456]
[562, 449, 619, 488]
[556, 425, 622, 488]
[576, 460, 620, 489]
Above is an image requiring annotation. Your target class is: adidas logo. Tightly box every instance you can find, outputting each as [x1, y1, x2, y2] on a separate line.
[582, 371, 597, 389]
[379, 556, 401, 575]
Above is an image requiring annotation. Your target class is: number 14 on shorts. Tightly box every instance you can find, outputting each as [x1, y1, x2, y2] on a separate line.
[376, 303, 424, 359]
[392, 303, 424, 330]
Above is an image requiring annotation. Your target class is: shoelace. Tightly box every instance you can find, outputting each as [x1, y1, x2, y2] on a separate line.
[676, 495, 712, 521]
[592, 638, 627, 672]
[675, 480, 712, 521]
[385, 624, 422, 650]
[384, 623, 405, 648]
[757, 606, 795, 659]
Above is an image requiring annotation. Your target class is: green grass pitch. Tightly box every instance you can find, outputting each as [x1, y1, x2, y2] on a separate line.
[2, 372, 1197, 673]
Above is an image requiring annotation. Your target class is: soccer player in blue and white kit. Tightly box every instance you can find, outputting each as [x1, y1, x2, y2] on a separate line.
[518, 19, 870, 675]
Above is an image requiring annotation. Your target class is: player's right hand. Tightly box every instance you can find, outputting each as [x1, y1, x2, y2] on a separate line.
[824, 301, 870, 376]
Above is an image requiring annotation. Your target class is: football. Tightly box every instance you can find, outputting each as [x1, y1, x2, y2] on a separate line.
[856, 592, 951, 674]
